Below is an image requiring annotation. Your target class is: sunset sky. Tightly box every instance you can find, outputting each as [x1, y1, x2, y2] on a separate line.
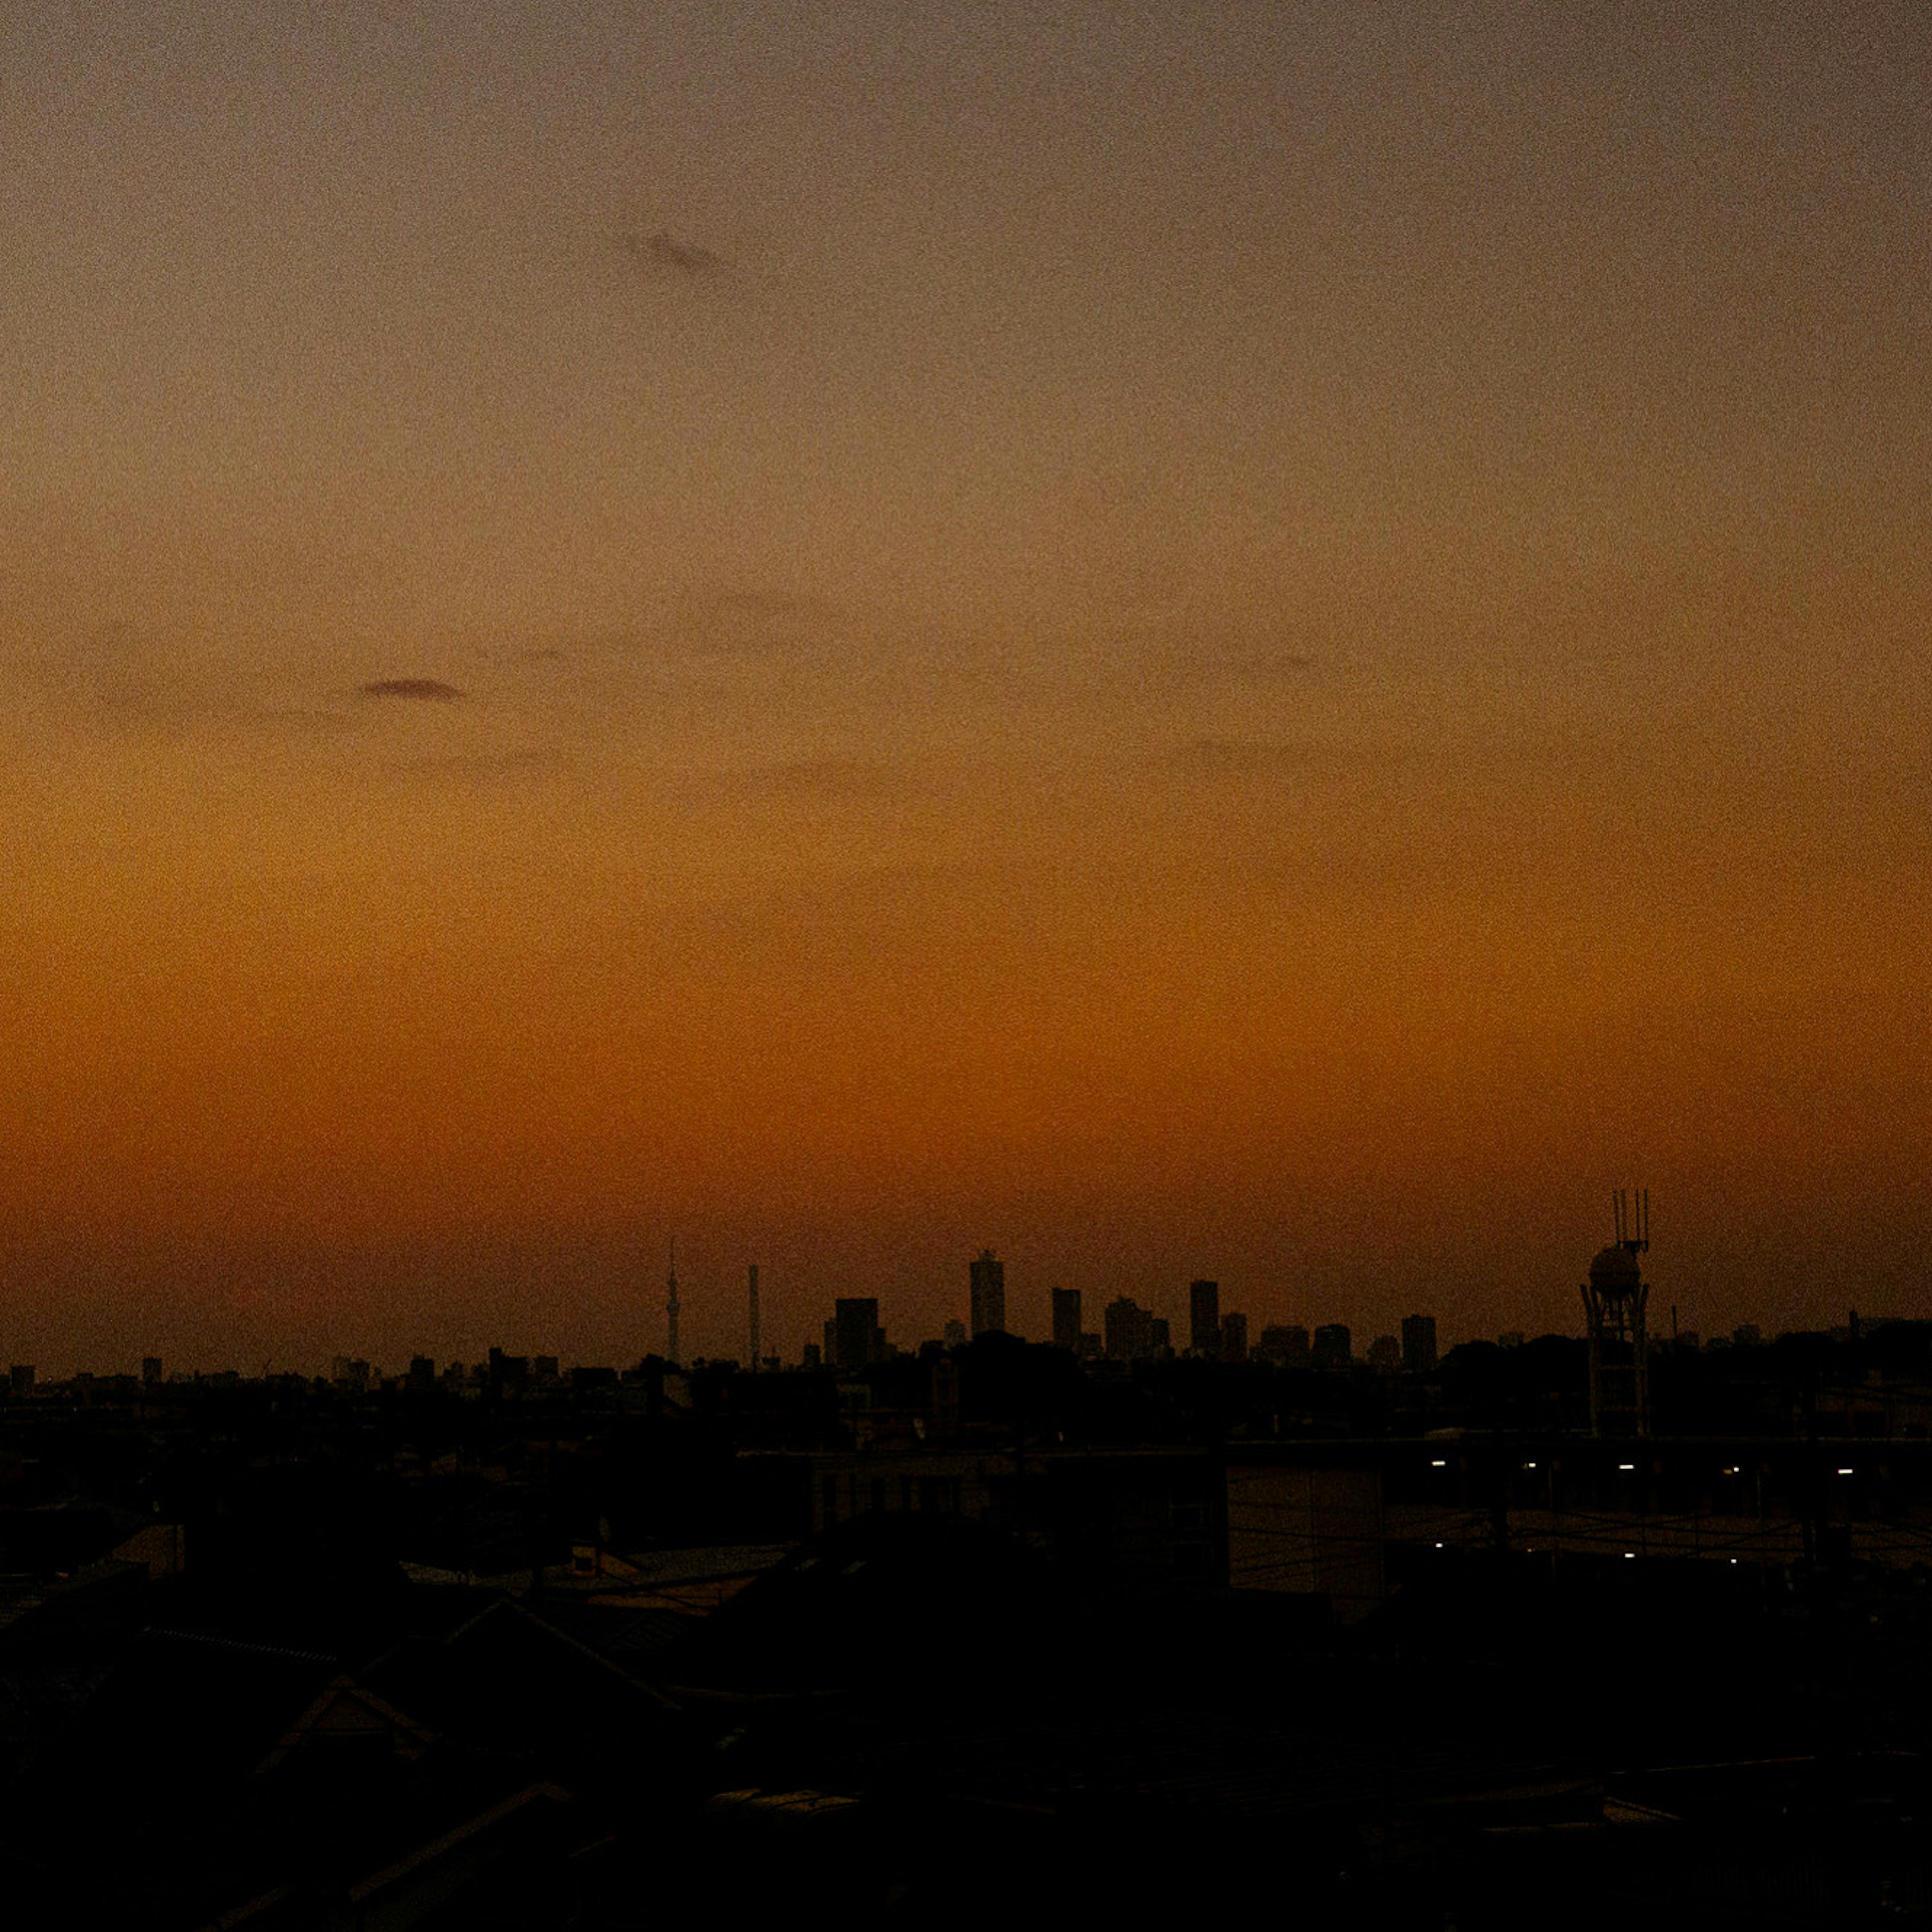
[3, 2, 1928, 1372]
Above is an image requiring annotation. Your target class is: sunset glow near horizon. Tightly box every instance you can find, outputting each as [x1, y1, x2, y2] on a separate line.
[3, 3, 1928, 1373]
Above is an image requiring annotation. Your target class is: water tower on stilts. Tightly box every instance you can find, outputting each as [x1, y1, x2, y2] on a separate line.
[1582, 1190, 1650, 1436]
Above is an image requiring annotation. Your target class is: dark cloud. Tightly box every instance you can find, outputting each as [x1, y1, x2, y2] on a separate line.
[359, 679, 464, 702]
[619, 229, 724, 276]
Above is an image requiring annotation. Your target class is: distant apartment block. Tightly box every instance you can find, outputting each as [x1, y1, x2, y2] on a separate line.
[1051, 1285, 1082, 1353]
[1401, 1314, 1438, 1375]
[833, 1298, 886, 1377]
[1259, 1325, 1311, 1367]
[1220, 1312, 1248, 1362]
[1104, 1296, 1158, 1363]
[1312, 1324, 1352, 1371]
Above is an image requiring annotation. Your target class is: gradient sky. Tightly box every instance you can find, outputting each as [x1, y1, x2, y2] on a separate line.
[3, 2, 1928, 1372]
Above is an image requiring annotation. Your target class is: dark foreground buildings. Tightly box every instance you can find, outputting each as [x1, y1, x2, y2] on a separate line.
[3, 1320, 1932, 1926]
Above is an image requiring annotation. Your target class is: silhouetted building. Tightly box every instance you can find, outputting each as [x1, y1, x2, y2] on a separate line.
[1105, 1296, 1157, 1362]
[534, 1355, 560, 1384]
[1150, 1317, 1171, 1354]
[487, 1349, 530, 1397]
[1220, 1312, 1248, 1362]
[1733, 1323, 1761, 1348]
[1051, 1285, 1082, 1353]
[1401, 1314, 1438, 1374]
[833, 1299, 885, 1376]
[1258, 1325, 1311, 1367]
[141, 1357, 162, 1387]
[407, 1355, 435, 1388]
[1498, 1330, 1525, 1349]
[1312, 1324, 1352, 1370]
[1367, 1334, 1401, 1371]
[1189, 1279, 1221, 1355]
[8, 1364, 33, 1395]
[970, 1249, 1006, 1337]
[802, 1342, 823, 1370]
[943, 1320, 967, 1349]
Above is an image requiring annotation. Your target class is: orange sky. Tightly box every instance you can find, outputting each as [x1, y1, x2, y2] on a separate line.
[2, 4, 1928, 1371]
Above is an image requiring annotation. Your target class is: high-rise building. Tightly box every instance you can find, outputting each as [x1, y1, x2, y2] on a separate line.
[407, 1355, 436, 1388]
[943, 1319, 967, 1349]
[970, 1249, 1006, 1337]
[1401, 1314, 1438, 1375]
[1051, 1285, 1082, 1352]
[1104, 1296, 1157, 1362]
[141, 1356, 163, 1387]
[1312, 1324, 1352, 1371]
[1189, 1279, 1221, 1355]
[1367, 1334, 1401, 1372]
[7, 1364, 34, 1395]
[1258, 1325, 1311, 1367]
[833, 1298, 884, 1377]
[1220, 1312, 1248, 1361]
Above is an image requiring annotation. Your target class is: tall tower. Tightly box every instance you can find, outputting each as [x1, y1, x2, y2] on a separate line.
[666, 1238, 681, 1367]
[1189, 1279, 1221, 1355]
[748, 1263, 760, 1371]
[1581, 1189, 1650, 1436]
[970, 1248, 1006, 1337]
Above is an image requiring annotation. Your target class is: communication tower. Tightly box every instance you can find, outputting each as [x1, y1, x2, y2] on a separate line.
[666, 1238, 681, 1367]
[1581, 1189, 1649, 1436]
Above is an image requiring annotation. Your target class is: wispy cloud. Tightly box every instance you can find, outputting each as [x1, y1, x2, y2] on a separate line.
[359, 679, 464, 702]
[618, 229, 724, 276]
[383, 748, 567, 785]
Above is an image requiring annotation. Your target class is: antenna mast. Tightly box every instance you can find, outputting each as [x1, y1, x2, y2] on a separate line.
[666, 1237, 681, 1366]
